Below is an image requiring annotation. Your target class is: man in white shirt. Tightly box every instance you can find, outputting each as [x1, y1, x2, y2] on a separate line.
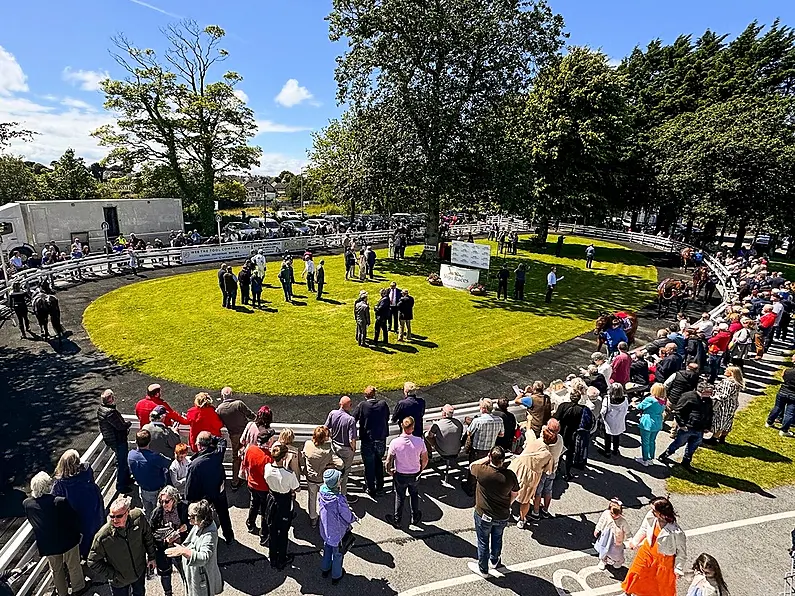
[545, 266, 563, 303]
[252, 250, 267, 278]
[691, 312, 714, 338]
[302, 254, 316, 293]
[592, 352, 612, 385]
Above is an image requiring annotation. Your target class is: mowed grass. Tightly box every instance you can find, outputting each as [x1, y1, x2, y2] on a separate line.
[668, 371, 794, 495]
[83, 236, 657, 396]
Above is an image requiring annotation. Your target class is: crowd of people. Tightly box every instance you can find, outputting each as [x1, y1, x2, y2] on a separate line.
[17, 244, 793, 596]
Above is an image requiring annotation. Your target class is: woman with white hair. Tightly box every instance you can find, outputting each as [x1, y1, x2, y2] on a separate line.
[166, 500, 224, 596]
[151, 486, 190, 596]
[601, 384, 629, 458]
[52, 449, 104, 558]
[23, 472, 85, 596]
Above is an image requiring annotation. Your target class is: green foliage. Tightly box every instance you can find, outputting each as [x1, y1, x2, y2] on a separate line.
[41, 148, 98, 200]
[0, 154, 40, 205]
[0, 122, 36, 151]
[214, 178, 247, 208]
[92, 20, 261, 232]
[326, 0, 565, 247]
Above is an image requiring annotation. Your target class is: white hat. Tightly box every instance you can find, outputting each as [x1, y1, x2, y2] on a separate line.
[718, 322, 729, 330]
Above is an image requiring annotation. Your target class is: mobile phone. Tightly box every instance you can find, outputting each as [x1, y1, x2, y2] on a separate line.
[512, 384, 522, 396]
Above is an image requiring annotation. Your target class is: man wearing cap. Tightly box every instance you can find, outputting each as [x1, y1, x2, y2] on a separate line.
[142, 406, 181, 458]
[216, 386, 255, 490]
[366, 245, 376, 279]
[427, 404, 464, 485]
[135, 384, 187, 429]
[186, 431, 235, 544]
[385, 417, 428, 529]
[324, 397, 359, 503]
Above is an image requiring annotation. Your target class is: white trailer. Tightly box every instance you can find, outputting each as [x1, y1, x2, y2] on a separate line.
[0, 198, 184, 256]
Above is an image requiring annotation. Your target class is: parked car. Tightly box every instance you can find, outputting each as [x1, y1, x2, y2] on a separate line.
[248, 217, 282, 237]
[222, 221, 259, 241]
[276, 210, 302, 221]
[324, 215, 351, 232]
[281, 220, 311, 236]
[304, 218, 329, 233]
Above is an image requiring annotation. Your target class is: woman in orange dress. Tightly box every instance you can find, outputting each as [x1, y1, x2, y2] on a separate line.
[622, 497, 687, 596]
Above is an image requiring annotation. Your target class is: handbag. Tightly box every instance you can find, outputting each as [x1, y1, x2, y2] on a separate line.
[340, 527, 356, 554]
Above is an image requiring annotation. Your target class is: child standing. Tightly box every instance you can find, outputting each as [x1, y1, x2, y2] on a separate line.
[594, 498, 631, 570]
[687, 553, 730, 596]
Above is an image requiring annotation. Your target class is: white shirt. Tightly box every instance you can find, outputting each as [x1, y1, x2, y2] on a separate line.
[602, 398, 629, 435]
[264, 463, 299, 494]
[547, 272, 557, 286]
[169, 458, 190, 496]
[252, 254, 266, 270]
[773, 301, 785, 325]
[304, 260, 316, 275]
[597, 361, 612, 384]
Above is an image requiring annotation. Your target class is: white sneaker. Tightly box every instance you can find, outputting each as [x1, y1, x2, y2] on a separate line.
[765, 423, 774, 428]
[634, 456, 647, 466]
[489, 558, 501, 569]
[780, 431, 794, 438]
[517, 519, 525, 529]
[597, 560, 606, 571]
[467, 561, 490, 578]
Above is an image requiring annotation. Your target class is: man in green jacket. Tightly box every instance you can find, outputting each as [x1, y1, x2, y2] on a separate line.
[88, 496, 156, 596]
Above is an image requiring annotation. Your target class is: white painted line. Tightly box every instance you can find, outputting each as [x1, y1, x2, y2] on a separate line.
[396, 510, 795, 596]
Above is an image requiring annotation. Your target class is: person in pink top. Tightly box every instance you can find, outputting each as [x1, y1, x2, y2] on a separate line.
[610, 342, 631, 386]
[385, 417, 428, 529]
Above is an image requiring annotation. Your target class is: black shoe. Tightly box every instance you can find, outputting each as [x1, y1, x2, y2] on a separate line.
[284, 553, 295, 567]
[259, 536, 269, 547]
[539, 508, 553, 519]
[365, 488, 378, 498]
[246, 524, 258, 535]
[224, 537, 236, 546]
[412, 511, 423, 526]
[385, 514, 401, 529]
[310, 518, 318, 528]
[347, 494, 359, 504]
[322, 569, 331, 578]
[681, 460, 697, 473]
[601, 450, 611, 458]
[332, 570, 346, 585]
[612, 449, 620, 456]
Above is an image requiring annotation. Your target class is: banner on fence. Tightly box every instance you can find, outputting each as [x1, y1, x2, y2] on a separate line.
[440, 264, 479, 290]
[451, 240, 491, 269]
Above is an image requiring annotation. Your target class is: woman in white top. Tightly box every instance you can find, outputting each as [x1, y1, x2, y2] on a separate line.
[263, 444, 300, 571]
[622, 497, 686, 596]
[686, 553, 730, 596]
[601, 383, 628, 457]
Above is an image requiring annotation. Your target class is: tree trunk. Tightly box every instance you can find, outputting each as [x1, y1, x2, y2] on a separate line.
[630, 211, 639, 232]
[702, 219, 718, 245]
[683, 213, 694, 243]
[718, 221, 727, 245]
[732, 219, 747, 252]
[536, 216, 550, 246]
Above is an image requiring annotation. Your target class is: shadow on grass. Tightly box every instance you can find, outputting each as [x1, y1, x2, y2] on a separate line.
[702, 440, 791, 463]
[668, 463, 777, 497]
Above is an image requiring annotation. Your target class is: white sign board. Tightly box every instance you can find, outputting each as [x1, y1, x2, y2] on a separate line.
[451, 241, 491, 270]
[181, 239, 284, 264]
[440, 264, 480, 291]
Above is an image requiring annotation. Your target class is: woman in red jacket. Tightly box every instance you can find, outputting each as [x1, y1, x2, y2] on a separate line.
[186, 392, 224, 453]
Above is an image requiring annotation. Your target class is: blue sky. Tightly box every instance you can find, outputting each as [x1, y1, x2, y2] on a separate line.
[1, 0, 793, 174]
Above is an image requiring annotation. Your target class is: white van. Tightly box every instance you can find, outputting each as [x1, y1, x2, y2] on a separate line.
[248, 217, 282, 237]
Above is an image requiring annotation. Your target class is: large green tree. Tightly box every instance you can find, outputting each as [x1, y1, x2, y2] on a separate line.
[328, 0, 564, 253]
[0, 155, 40, 205]
[42, 148, 98, 200]
[511, 47, 630, 235]
[93, 20, 261, 231]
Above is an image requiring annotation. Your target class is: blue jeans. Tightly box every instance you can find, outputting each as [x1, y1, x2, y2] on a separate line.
[114, 443, 133, 492]
[361, 440, 386, 493]
[664, 428, 703, 462]
[321, 544, 344, 580]
[639, 428, 658, 461]
[767, 389, 795, 432]
[473, 511, 508, 573]
[708, 354, 723, 384]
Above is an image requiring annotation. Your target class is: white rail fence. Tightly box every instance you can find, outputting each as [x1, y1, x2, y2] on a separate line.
[0, 221, 735, 594]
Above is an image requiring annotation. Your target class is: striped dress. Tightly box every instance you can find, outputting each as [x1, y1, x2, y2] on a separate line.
[711, 378, 741, 433]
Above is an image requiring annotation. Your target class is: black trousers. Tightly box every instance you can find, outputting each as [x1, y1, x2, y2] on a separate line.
[390, 306, 399, 331]
[13, 306, 30, 333]
[513, 281, 525, 300]
[316, 281, 324, 299]
[545, 285, 554, 303]
[374, 318, 389, 344]
[393, 472, 421, 523]
[268, 492, 293, 568]
[240, 283, 250, 304]
[223, 291, 237, 308]
[603, 429, 620, 453]
[247, 488, 270, 539]
[210, 495, 234, 541]
[251, 290, 262, 307]
[306, 272, 315, 292]
[497, 280, 508, 299]
[777, 312, 791, 340]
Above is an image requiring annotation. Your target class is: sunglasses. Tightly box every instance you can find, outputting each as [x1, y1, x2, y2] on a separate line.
[161, 498, 173, 504]
[109, 512, 128, 519]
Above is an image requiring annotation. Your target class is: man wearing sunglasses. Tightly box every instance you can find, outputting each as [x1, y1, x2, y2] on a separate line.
[87, 496, 156, 596]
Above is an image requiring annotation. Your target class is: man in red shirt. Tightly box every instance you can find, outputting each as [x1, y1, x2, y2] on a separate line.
[758, 305, 777, 358]
[609, 342, 631, 386]
[135, 384, 187, 428]
[241, 429, 274, 546]
[707, 323, 732, 383]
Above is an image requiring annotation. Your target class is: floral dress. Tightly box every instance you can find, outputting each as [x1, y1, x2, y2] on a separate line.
[711, 378, 740, 433]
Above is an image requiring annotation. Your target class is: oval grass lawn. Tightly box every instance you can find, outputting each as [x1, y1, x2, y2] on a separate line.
[83, 235, 657, 395]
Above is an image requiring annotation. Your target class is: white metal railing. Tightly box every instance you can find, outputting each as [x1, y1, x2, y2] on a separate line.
[0, 220, 738, 595]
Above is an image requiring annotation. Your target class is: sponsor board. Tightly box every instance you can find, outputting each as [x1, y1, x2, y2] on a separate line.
[181, 240, 281, 264]
[440, 264, 479, 290]
[451, 240, 491, 269]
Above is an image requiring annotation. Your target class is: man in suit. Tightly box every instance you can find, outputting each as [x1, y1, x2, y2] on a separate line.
[217, 262, 227, 305]
[387, 281, 402, 332]
[223, 266, 238, 308]
[374, 288, 391, 345]
[186, 432, 234, 544]
[316, 259, 325, 299]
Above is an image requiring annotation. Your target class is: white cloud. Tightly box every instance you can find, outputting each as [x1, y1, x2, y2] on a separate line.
[0, 46, 28, 96]
[274, 79, 314, 108]
[608, 57, 622, 68]
[61, 97, 95, 111]
[255, 119, 311, 134]
[233, 89, 249, 103]
[128, 0, 183, 18]
[252, 153, 308, 176]
[62, 67, 110, 92]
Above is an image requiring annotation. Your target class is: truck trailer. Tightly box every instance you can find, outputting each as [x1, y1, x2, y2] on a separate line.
[0, 198, 184, 256]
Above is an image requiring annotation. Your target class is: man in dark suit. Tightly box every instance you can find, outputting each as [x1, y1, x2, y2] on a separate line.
[387, 281, 402, 332]
[186, 432, 234, 544]
[223, 266, 237, 308]
[316, 259, 325, 299]
[374, 288, 391, 345]
[218, 262, 227, 305]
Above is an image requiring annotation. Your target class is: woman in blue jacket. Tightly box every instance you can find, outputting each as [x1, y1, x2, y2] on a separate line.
[633, 383, 666, 467]
[52, 449, 104, 558]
